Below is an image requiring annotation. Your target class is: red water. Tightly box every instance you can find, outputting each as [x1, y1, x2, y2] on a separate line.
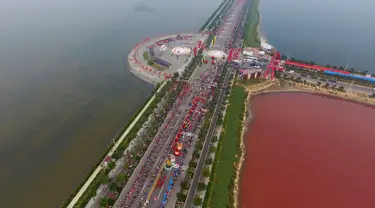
[241, 92, 375, 208]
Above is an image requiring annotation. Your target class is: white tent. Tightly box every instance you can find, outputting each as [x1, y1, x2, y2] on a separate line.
[261, 42, 273, 50]
[243, 51, 253, 56]
[160, 45, 167, 51]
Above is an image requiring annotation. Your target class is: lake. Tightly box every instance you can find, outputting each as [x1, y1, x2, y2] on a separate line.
[241, 92, 375, 208]
[0, 0, 221, 207]
[259, 0, 375, 72]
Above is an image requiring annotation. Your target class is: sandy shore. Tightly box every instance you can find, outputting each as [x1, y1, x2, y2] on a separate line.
[255, 0, 273, 49]
[232, 90, 250, 208]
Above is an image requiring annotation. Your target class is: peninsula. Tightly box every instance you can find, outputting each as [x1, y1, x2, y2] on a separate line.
[61, 0, 375, 207]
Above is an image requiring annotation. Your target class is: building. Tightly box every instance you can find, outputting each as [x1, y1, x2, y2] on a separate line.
[102, 156, 111, 167]
[261, 42, 273, 52]
[238, 69, 262, 80]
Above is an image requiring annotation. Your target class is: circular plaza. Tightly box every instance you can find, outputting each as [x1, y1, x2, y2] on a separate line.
[127, 33, 208, 84]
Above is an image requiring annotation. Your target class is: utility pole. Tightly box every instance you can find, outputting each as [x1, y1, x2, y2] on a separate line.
[344, 60, 351, 72]
[348, 78, 355, 93]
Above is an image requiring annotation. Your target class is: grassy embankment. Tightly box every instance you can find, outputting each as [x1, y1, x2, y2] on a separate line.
[203, 85, 248, 208]
[243, 0, 261, 48]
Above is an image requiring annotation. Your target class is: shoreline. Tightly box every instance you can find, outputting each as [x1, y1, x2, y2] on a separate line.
[256, 0, 273, 50]
[232, 89, 250, 208]
[255, 0, 263, 45]
[235, 81, 375, 207]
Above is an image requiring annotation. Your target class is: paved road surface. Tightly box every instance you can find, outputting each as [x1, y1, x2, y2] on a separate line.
[185, 0, 246, 207]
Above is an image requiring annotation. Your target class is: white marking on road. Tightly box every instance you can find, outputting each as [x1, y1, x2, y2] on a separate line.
[157, 169, 172, 199]
[140, 181, 148, 195]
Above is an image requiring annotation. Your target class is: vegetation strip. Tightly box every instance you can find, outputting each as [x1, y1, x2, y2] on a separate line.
[203, 85, 248, 208]
[200, 0, 234, 31]
[243, 0, 260, 48]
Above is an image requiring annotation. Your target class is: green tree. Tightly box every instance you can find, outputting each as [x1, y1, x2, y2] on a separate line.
[193, 196, 203, 206]
[97, 172, 109, 184]
[148, 59, 154, 65]
[203, 167, 210, 177]
[317, 81, 321, 86]
[177, 191, 187, 202]
[181, 180, 190, 190]
[196, 141, 203, 150]
[209, 146, 216, 153]
[109, 182, 118, 191]
[193, 150, 201, 158]
[107, 161, 115, 170]
[197, 182, 207, 191]
[206, 157, 213, 165]
[116, 173, 127, 184]
[188, 168, 195, 178]
[189, 161, 197, 168]
[216, 113, 224, 125]
[100, 197, 109, 207]
[338, 86, 345, 92]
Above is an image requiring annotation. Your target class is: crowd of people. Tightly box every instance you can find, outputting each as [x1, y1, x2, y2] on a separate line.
[113, 1, 246, 207]
[115, 83, 195, 207]
[114, 60, 224, 208]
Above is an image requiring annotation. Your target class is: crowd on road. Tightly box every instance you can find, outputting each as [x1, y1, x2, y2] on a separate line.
[113, 0, 248, 207]
[113, 59, 226, 208]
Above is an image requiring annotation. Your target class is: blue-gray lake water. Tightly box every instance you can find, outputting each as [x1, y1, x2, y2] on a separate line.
[0, 0, 221, 207]
[260, 0, 375, 72]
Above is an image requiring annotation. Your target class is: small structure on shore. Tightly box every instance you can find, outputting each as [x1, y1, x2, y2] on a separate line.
[261, 42, 273, 52]
[239, 69, 262, 80]
[102, 156, 111, 168]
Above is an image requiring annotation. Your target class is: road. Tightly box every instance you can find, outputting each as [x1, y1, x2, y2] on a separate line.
[202, 0, 231, 31]
[113, 82, 195, 208]
[185, 0, 247, 207]
[113, 60, 225, 208]
[184, 66, 233, 208]
[112, 0, 247, 207]
[285, 73, 375, 94]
